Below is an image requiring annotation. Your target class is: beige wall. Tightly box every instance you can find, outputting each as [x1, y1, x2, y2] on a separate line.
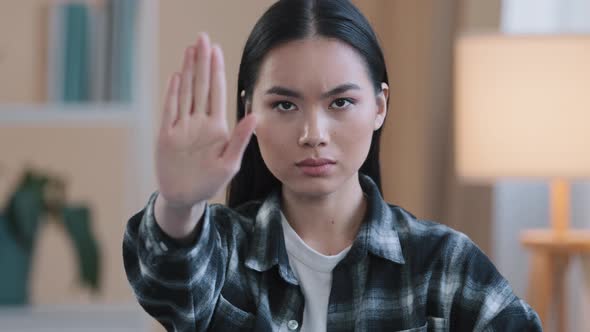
[0, 0, 51, 102]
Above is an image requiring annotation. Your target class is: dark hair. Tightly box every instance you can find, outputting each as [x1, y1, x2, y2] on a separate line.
[227, 0, 389, 208]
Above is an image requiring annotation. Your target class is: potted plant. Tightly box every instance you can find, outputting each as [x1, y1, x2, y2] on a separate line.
[0, 169, 101, 305]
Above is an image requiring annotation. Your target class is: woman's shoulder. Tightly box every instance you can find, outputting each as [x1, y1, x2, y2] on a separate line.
[388, 204, 468, 241]
[386, 204, 541, 329]
[387, 203, 487, 265]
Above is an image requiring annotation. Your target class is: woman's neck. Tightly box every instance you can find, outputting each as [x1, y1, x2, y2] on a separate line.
[281, 174, 367, 256]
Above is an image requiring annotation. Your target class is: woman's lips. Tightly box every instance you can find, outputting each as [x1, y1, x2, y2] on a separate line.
[295, 158, 336, 176]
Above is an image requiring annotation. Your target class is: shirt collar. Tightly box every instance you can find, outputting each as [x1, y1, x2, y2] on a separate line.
[244, 190, 299, 285]
[244, 173, 405, 284]
[346, 173, 406, 266]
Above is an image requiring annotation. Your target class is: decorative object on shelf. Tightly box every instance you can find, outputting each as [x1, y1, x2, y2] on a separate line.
[46, 0, 138, 103]
[0, 168, 101, 305]
[455, 34, 590, 332]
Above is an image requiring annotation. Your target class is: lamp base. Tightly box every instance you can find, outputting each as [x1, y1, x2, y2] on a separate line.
[550, 179, 570, 235]
[521, 230, 590, 332]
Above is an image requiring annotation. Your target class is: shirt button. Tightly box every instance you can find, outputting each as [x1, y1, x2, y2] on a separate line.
[287, 320, 299, 330]
[159, 241, 168, 252]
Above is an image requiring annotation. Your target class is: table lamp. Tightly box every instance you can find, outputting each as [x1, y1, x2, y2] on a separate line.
[454, 34, 590, 332]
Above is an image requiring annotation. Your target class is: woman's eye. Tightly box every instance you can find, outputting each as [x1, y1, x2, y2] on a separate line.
[273, 101, 297, 112]
[330, 98, 354, 110]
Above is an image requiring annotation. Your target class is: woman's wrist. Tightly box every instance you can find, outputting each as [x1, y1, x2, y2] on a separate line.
[154, 194, 205, 242]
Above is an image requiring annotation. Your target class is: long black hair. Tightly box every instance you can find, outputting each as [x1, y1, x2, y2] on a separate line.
[227, 0, 389, 208]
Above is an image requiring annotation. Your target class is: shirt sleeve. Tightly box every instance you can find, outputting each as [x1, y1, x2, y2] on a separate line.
[122, 192, 227, 332]
[445, 232, 542, 332]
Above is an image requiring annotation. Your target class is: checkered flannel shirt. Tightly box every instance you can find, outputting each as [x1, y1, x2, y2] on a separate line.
[123, 174, 542, 331]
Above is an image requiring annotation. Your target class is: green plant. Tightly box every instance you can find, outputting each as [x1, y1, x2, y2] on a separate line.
[0, 169, 100, 304]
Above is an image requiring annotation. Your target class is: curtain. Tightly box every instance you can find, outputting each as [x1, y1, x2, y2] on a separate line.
[353, 0, 499, 256]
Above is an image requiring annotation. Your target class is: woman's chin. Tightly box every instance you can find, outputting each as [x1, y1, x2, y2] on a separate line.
[281, 175, 344, 198]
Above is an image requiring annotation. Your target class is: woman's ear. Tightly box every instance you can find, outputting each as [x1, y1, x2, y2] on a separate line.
[241, 90, 248, 111]
[241, 90, 256, 135]
[374, 82, 389, 131]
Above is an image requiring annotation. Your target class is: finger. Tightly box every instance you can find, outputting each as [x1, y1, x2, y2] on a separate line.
[162, 72, 181, 129]
[222, 113, 257, 169]
[209, 45, 227, 125]
[179, 47, 195, 123]
[193, 33, 212, 115]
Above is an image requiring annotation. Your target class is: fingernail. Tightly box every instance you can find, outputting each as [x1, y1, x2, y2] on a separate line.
[196, 32, 206, 47]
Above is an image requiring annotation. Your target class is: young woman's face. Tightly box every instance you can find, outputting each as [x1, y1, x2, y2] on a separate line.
[249, 37, 388, 197]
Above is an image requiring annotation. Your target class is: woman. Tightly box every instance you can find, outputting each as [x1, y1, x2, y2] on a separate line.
[123, 1, 542, 331]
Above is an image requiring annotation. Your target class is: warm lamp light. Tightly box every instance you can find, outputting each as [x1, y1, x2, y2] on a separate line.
[454, 34, 590, 234]
[454, 34, 590, 332]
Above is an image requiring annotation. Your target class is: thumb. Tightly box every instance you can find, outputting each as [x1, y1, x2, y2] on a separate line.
[222, 113, 257, 169]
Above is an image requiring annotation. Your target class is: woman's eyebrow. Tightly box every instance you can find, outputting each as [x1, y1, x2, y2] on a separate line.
[264, 83, 361, 99]
[265, 86, 302, 99]
[320, 83, 360, 98]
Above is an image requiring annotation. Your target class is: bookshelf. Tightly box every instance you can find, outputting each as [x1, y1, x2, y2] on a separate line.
[0, 103, 135, 127]
[0, 0, 158, 321]
[0, 0, 158, 211]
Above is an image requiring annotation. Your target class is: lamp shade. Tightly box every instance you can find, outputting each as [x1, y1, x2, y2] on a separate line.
[454, 35, 590, 181]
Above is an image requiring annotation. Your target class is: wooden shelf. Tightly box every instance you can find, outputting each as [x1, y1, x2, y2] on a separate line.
[0, 103, 137, 127]
[0, 303, 150, 331]
[521, 229, 590, 253]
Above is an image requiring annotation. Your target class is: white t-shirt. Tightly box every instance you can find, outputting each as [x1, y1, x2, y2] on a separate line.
[281, 213, 352, 332]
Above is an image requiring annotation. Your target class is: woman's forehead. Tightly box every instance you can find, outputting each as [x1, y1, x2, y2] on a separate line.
[255, 37, 372, 93]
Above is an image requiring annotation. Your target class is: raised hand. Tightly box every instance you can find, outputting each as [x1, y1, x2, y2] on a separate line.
[155, 33, 256, 211]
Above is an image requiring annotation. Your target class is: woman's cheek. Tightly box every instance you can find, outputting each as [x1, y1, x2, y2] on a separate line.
[255, 124, 291, 169]
[341, 119, 374, 162]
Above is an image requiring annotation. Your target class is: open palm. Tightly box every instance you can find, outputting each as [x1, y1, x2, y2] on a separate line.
[156, 34, 256, 209]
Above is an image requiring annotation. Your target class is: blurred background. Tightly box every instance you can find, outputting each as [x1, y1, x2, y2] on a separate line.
[0, 0, 588, 331]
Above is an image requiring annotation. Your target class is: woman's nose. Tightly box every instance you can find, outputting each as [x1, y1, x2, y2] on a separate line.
[298, 112, 328, 147]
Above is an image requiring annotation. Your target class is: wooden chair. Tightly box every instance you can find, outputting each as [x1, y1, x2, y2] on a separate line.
[520, 180, 590, 332]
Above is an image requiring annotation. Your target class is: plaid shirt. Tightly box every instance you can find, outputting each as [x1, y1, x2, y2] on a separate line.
[123, 174, 542, 331]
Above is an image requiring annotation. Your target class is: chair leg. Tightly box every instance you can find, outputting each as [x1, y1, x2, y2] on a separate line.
[553, 254, 569, 332]
[527, 251, 553, 331]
